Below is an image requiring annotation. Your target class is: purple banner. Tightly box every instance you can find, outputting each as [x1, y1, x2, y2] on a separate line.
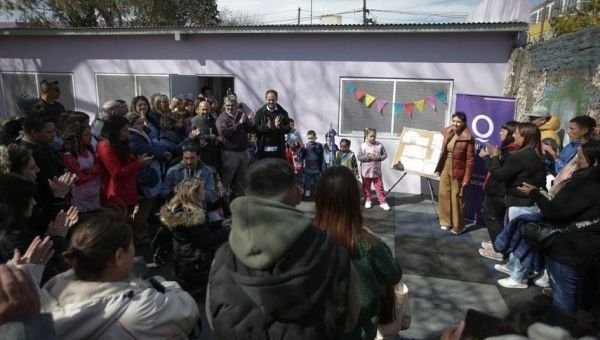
[455, 94, 516, 225]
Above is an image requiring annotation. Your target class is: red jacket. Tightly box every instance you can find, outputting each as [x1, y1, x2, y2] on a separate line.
[434, 127, 475, 183]
[96, 140, 140, 207]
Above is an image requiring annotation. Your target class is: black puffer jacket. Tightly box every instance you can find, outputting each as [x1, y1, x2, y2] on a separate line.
[159, 204, 229, 291]
[206, 197, 357, 340]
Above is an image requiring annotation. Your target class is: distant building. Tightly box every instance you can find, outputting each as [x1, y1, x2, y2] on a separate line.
[528, 0, 591, 42]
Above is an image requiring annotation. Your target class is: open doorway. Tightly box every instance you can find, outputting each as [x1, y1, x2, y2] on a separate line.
[169, 74, 234, 104]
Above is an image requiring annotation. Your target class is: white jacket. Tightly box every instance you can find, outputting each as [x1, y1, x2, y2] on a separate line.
[41, 270, 199, 340]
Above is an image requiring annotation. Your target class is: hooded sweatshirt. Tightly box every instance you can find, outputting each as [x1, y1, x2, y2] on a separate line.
[539, 116, 561, 146]
[41, 270, 199, 340]
[206, 196, 358, 340]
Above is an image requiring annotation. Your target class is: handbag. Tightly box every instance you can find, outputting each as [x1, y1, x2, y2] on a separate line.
[520, 221, 563, 249]
[376, 280, 411, 339]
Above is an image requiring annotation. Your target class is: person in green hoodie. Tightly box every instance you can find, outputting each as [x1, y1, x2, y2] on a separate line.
[206, 158, 359, 340]
[314, 166, 402, 340]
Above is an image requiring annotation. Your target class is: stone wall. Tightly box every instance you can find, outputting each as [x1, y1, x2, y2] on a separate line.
[504, 27, 600, 125]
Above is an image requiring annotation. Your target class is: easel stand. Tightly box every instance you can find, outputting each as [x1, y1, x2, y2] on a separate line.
[385, 172, 438, 215]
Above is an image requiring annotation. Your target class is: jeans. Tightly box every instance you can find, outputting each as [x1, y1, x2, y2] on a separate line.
[546, 257, 581, 314]
[507, 205, 540, 222]
[507, 253, 530, 283]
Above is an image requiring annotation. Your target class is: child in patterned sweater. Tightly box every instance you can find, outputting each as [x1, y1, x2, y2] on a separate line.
[334, 138, 359, 178]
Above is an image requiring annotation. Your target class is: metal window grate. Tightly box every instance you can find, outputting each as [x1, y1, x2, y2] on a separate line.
[136, 76, 169, 100]
[96, 75, 135, 110]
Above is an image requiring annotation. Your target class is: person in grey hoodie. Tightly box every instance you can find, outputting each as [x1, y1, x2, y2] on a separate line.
[206, 158, 359, 340]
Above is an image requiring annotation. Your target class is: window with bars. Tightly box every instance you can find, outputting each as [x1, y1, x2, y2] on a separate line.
[0, 72, 75, 117]
[96, 74, 169, 111]
[339, 77, 453, 139]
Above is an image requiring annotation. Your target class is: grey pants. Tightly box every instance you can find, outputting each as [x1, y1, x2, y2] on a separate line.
[221, 149, 249, 199]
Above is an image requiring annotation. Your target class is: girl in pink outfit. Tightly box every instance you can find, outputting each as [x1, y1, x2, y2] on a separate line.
[358, 128, 390, 211]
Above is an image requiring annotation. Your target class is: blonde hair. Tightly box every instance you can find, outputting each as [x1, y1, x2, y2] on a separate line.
[163, 178, 205, 214]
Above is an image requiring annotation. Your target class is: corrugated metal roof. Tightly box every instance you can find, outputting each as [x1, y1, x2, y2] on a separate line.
[1, 22, 528, 36]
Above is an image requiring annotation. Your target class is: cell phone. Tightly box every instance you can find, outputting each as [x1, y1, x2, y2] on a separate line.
[147, 277, 166, 293]
[462, 309, 508, 340]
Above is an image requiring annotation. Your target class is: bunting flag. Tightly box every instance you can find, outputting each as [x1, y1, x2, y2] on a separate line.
[346, 83, 356, 94]
[435, 91, 447, 104]
[375, 99, 388, 113]
[355, 89, 366, 101]
[393, 103, 403, 117]
[425, 96, 437, 111]
[364, 94, 376, 107]
[404, 102, 415, 117]
[345, 83, 447, 117]
[414, 99, 425, 113]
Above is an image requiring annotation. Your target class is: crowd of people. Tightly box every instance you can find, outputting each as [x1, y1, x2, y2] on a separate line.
[0, 78, 598, 339]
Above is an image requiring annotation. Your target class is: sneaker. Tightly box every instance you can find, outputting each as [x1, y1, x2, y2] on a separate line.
[304, 190, 311, 198]
[380, 203, 391, 211]
[534, 270, 550, 288]
[364, 201, 372, 209]
[479, 248, 504, 261]
[494, 264, 512, 275]
[481, 241, 494, 251]
[440, 225, 451, 230]
[498, 278, 528, 289]
[450, 228, 464, 235]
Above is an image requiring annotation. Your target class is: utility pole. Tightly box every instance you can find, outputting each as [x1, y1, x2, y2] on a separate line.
[298, 7, 301, 25]
[310, 0, 313, 24]
[363, 0, 367, 25]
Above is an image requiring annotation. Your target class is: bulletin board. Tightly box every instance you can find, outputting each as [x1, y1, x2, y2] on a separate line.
[391, 127, 444, 180]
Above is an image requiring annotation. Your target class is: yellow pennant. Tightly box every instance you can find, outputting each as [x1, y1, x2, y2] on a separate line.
[365, 94, 376, 107]
[415, 99, 425, 112]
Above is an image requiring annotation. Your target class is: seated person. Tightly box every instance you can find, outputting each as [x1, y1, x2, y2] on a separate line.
[41, 211, 199, 339]
[159, 178, 229, 298]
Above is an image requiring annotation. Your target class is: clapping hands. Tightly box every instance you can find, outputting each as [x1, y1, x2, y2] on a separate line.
[11, 236, 54, 266]
[47, 206, 79, 238]
[49, 172, 77, 198]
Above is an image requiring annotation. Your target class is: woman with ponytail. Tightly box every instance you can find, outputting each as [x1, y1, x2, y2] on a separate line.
[42, 211, 199, 339]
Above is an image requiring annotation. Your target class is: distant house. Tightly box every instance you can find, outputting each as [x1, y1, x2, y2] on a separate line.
[528, 0, 591, 42]
[0, 23, 527, 193]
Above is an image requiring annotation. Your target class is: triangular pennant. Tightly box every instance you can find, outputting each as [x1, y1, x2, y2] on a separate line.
[393, 103, 403, 117]
[425, 96, 437, 111]
[415, 99, 425, 112]
[364, 94, 376, 107]
[355, 89, 366, 101]
[435, 91, 447, 104]
[375, 99, 388, 113]
[346, 83, 356, 94]
[404, 102, 415, 117]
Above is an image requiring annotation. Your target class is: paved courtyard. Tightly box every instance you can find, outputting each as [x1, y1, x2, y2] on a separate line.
[140, 193, 551, 340]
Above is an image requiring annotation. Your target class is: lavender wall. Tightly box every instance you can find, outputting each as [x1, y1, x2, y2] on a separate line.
[0, 31, 516, 194]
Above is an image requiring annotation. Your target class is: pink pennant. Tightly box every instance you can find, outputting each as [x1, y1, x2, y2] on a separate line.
[425, 96, 437, 111]
[375, 99, 388, 113]
[404, 102, 415, 117]
[355, 89, 366, 101]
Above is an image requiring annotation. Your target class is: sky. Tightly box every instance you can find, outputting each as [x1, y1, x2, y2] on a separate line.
[0, 0, 544, 24]
[217, 0, 544, 25]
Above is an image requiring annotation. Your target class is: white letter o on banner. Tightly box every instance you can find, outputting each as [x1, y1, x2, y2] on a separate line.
[472, 115, 493, 141]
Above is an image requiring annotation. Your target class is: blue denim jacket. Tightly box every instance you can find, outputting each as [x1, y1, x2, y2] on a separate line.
[161, 162, 217, 203]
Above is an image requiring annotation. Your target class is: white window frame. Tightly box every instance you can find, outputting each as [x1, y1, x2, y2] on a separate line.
[0, 71, 76, 116]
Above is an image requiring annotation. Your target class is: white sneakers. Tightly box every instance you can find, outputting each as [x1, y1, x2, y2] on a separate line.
[534, 270, 550, 288]
[498, 278, 528, 289]
[364, 201, 391, 211]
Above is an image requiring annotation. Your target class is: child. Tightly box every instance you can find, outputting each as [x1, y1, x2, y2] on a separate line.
[303, 130, 324, 198]
[286, 118, 304, 148]
[323, 131, 339, 169]
[335, 138, 359, 178]
[285, 138, 306, 187]
[247, 132, 257, 166]
[61, 123, 103, 213]
[358, 128, 390, 211]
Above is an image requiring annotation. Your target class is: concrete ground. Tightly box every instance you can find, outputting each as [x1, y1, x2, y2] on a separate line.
[137, 193, 554, 340]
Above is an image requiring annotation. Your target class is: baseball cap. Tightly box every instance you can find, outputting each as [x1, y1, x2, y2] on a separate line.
[523, 105, 550, 118]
